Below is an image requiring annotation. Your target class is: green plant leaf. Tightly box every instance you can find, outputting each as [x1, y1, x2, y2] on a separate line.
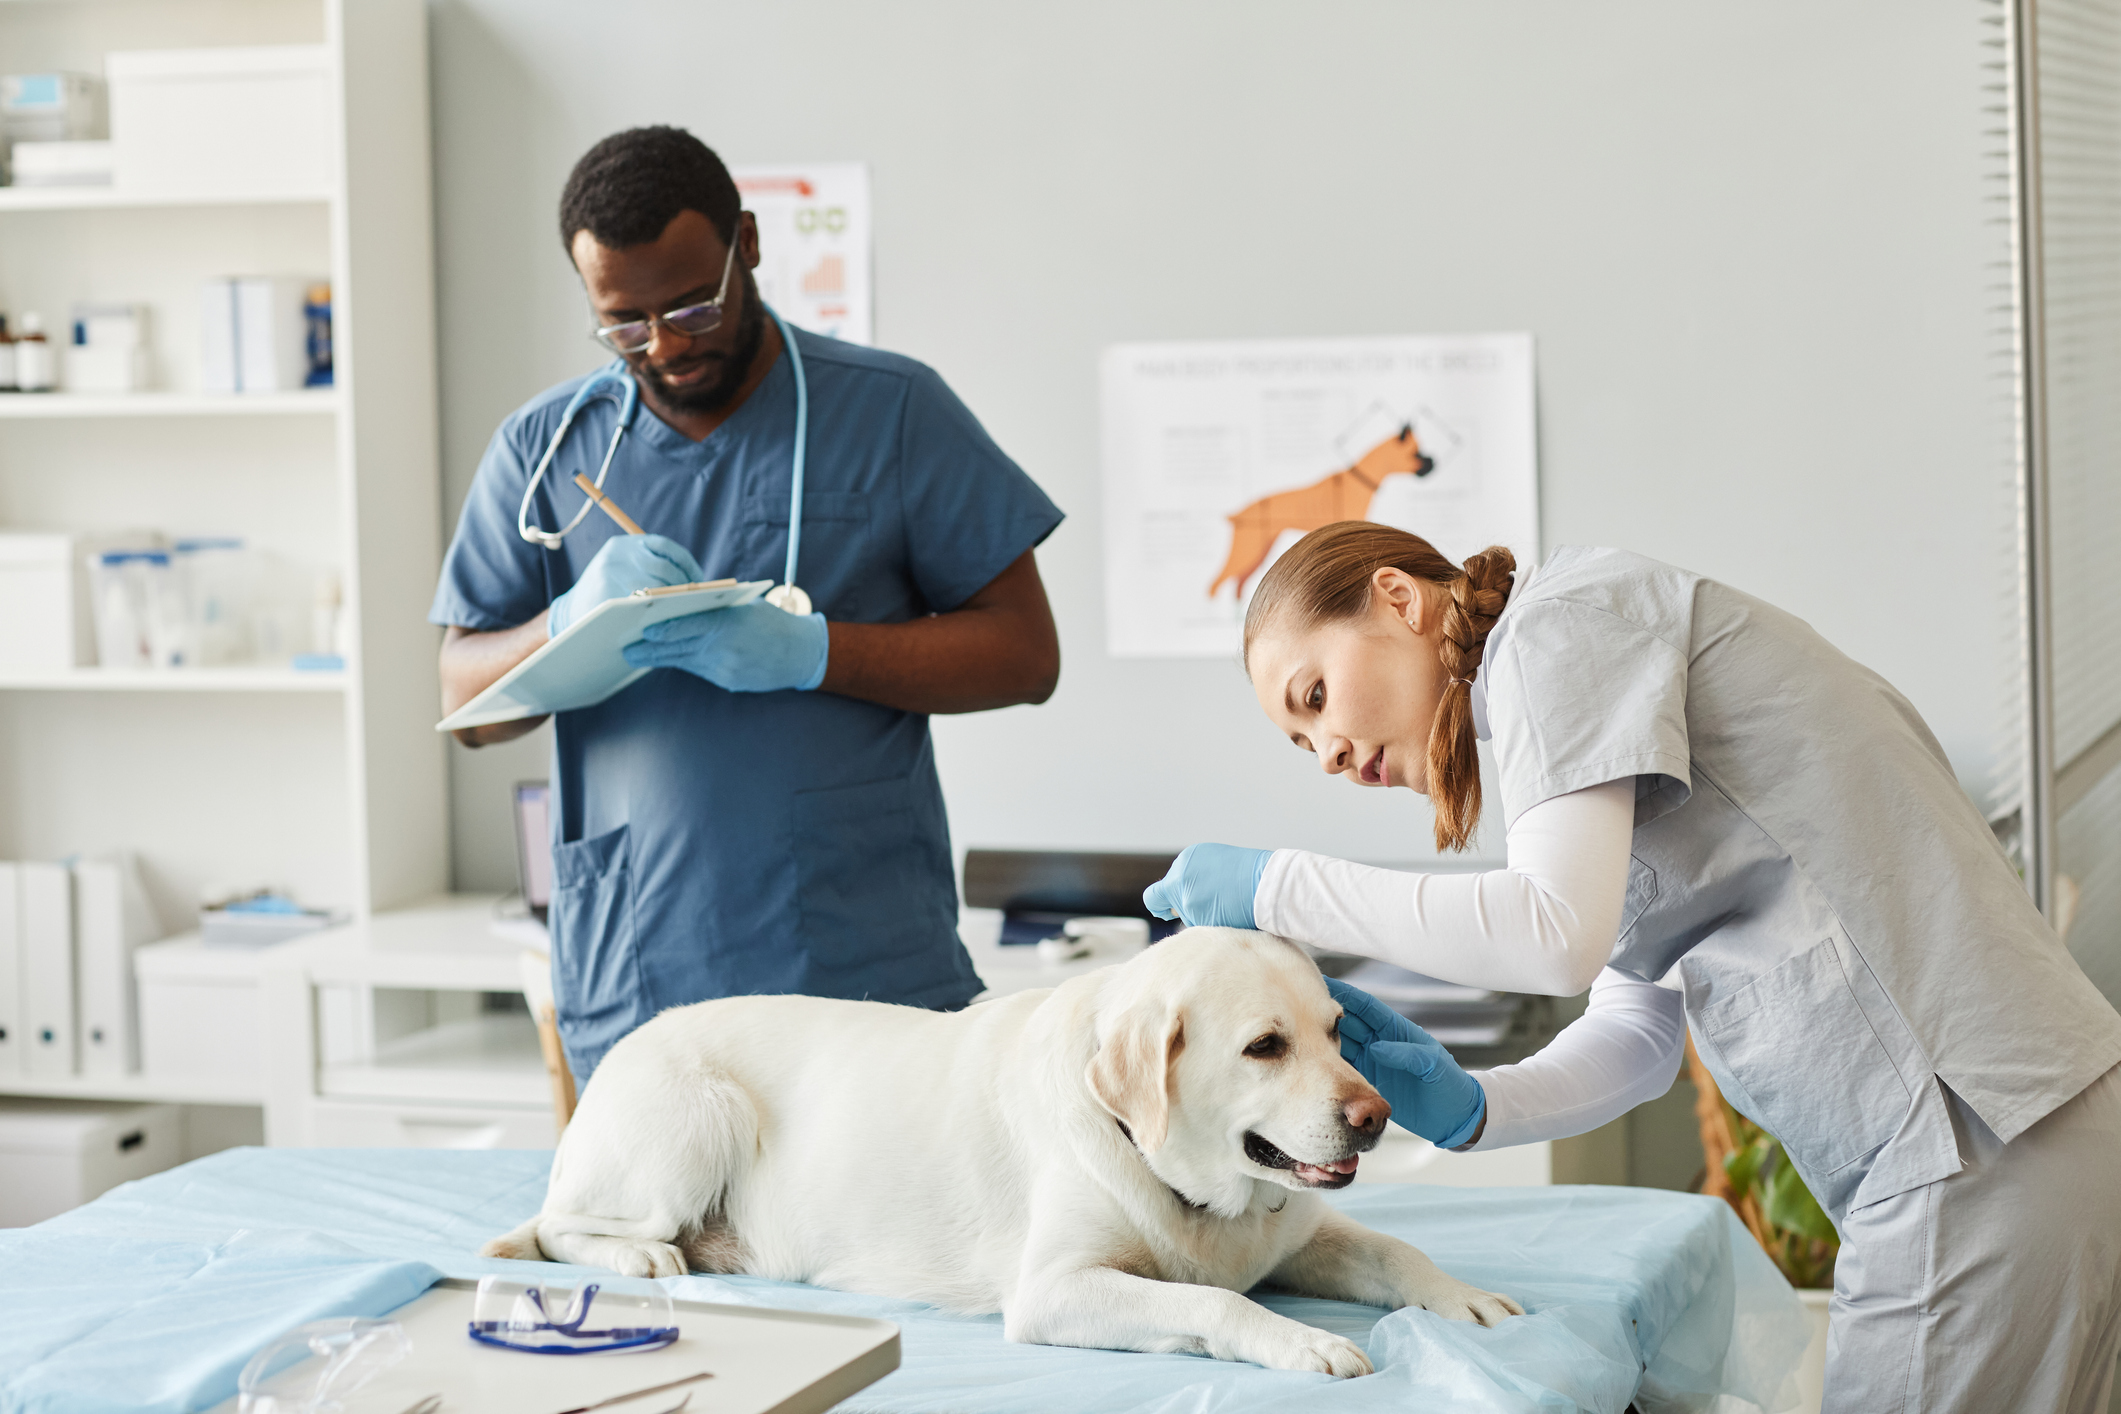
[1723, 1138, 1766, 1195]
[1764, 1156, 1837, 1242]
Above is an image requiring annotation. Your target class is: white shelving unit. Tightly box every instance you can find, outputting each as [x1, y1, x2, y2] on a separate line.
[0, 0, 449, 1134]
[0, 389, 341, 418]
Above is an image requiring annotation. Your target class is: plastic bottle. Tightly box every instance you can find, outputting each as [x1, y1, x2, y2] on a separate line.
[15, 312, 55, 392]
[303, 282, 333, 387]
[0, 315, 16, 392]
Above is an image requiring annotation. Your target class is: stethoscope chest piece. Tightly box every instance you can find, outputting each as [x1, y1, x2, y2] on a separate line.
[765, 583, 812, 615]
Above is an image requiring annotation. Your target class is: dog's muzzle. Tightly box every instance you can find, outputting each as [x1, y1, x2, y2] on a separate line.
[1243, 1131, 1364, 1189]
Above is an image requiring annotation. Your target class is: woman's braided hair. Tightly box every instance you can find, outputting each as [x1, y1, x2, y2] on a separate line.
[1242, 521, 1516, 852]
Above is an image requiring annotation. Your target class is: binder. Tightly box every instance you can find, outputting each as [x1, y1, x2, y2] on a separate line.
[437, 579, 771, 732]
[20, 861, 76, 1079]
[0, 863, 21, 1076]
[234, 276, 311, 393]
[200, 278, 238, 394]
[75, 854, 160, 1079]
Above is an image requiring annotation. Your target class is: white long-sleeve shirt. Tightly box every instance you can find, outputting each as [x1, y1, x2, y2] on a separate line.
[1255, 779, 1688, 1149]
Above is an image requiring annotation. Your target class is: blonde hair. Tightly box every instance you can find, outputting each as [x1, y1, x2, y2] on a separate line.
[1242, 522, 1515, 852]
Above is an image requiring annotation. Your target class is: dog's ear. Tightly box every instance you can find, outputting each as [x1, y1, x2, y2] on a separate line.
[1086, 1002, 1186, 1152]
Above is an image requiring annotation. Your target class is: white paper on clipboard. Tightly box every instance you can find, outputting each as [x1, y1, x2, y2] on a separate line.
[436, 579, 773, 732]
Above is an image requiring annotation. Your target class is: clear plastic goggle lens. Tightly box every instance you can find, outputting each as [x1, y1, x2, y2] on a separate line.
[468, 1275, 679, 1355]
[238, 1317, 411, 1414]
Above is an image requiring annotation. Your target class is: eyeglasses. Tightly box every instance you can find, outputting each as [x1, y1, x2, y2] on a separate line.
[590, 222, 742, 354]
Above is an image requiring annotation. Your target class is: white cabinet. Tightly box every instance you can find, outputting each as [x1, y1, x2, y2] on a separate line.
[260, 897, 558, 1150]
[0, 0, 447, 1132]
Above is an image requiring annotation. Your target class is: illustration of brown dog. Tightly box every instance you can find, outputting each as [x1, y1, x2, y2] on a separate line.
[1208, 426, 1435, 598]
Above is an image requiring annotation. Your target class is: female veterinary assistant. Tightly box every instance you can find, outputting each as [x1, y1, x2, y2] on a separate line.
[434, 128, 1063, 1087]
[1146, 522, 2121, 1413]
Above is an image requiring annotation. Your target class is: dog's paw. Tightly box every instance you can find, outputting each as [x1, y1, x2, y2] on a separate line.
[477, 1231, 542, 1261]
[606, 1239, 688, 1279]
[1417, 1280, 1525, 1327]
[1266, 1327, 1374, 1378]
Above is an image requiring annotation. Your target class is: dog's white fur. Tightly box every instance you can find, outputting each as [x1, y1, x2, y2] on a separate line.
[482, 927, 1522, 1376]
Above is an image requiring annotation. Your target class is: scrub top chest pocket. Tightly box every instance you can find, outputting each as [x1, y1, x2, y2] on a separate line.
[740, 489, 871, 592]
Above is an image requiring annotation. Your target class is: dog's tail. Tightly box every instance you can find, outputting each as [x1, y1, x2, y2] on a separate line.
[479, 1214, 547, 1262]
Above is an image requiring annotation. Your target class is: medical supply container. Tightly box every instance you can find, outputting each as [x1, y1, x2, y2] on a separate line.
[88, 548, 185, 669]
[0, 532, 92, 672]
[0, 71, 103, 185]
[8, 138, 113, 187]
[106, 46, 332, 196]
[174, 537, 253, 665]
[0, 1099, 180, 1227]
[65, 302, 151, 395]
[13, 311, 55, 391]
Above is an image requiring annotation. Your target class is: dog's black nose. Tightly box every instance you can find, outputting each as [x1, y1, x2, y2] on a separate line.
[1343, 1093, 1389, 1137]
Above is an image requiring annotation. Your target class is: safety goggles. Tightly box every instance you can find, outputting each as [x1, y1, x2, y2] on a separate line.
[238, 1317, 411, 1414]
[468, 1276, 679, 1354]
[591, 223, 742, 354]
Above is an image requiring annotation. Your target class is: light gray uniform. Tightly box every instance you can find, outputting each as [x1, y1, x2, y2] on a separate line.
[1480, 546, 2121, 1414]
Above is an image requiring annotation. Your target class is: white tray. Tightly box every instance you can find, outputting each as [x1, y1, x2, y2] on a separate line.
[208, 1277, 900, 1414]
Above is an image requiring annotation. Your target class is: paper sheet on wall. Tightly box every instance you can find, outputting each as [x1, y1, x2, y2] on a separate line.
[1100, 334, 1537, 658]
[732, 163, 872, 345]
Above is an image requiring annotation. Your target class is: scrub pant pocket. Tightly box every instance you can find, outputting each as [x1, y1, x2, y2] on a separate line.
[548, 823, 647, 1083]
[1822, 1064, 2121, 1414]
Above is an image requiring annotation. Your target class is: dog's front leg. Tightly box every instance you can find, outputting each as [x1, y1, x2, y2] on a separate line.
[1268, 1207, 1522, 1325]
[1005, 1263, 1374, 1377]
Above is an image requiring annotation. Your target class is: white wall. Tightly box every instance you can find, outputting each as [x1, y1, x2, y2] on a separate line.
[427, 0, 2008, 891]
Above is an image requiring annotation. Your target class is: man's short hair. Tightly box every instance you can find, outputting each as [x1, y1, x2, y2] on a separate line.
[559, 125, 740, 254]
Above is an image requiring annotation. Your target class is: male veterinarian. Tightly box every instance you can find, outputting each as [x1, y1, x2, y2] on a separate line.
[433, 127, 1063, 1086]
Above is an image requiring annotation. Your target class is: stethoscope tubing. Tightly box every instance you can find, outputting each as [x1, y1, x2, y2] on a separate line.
[518, 305, 810, 603]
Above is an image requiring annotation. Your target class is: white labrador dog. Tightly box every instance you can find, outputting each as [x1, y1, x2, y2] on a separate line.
[483, 926, 1522, 1375]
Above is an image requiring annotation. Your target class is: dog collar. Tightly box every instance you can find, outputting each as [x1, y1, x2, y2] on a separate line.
[1113, 1119, 1209, 1212]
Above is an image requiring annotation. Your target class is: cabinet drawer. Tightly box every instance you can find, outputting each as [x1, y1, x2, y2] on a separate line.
[309, 1099, 555, 1150]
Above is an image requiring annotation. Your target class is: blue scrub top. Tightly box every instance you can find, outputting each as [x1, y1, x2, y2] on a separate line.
[431, 328, 1063, 1078]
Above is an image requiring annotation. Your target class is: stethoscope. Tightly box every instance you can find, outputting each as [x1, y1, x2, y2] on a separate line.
[516, 305, 813, 616]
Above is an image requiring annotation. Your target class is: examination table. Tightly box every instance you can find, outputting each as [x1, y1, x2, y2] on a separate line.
[0, 1148, 1808, 1414]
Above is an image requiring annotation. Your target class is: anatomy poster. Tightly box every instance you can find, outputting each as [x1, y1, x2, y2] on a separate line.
[1100, 334, 1537, 658]
[732, 162, 872, 344]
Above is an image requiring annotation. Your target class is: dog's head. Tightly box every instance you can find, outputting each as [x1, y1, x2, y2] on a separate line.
[1085, 927, 1389, 1217]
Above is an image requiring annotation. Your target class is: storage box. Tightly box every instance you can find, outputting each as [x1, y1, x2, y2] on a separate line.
[0, 1099, 181, 1226]
[0, 533, 91, 672]
[8, 138, 113, 187]
[106, 46, 333, 196]
[136, 937, 264, 1090]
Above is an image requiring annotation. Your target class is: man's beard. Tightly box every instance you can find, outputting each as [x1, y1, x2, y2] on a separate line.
[637, 269, 768, 415]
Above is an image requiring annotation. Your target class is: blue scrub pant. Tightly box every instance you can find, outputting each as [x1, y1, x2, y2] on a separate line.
[1824, 1063, 2121, 1413]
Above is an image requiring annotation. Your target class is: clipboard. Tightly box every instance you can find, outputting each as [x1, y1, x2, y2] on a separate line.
[437, 579, 773, 731]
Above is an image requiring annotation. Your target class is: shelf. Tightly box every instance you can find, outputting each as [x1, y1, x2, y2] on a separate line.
[319, 1014, 549, 1107]
[0, 390, 341, 419]
[0, 1073, 262, 1106]
[0, 186, 333, 214]
[290, 895, 533, 992]
[0, 667, 346, 692]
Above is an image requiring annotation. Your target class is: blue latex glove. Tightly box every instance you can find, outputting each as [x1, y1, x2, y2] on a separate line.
[1142, 844, 1272, 929]
[548, 534, 704, 637]
[623, 600, 830, 693]
[1326, 976, 1486, 1149]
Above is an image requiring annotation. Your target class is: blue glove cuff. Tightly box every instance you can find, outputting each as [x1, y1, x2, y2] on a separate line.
[795, 612, 828, 691]
[1435, 1086, 1487, 1151]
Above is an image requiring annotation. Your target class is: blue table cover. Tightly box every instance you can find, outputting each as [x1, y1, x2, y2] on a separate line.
[0, 1149, 1807, 1414]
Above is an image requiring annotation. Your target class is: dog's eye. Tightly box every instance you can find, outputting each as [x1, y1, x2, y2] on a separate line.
[1244, 1033, 1287, 1059]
